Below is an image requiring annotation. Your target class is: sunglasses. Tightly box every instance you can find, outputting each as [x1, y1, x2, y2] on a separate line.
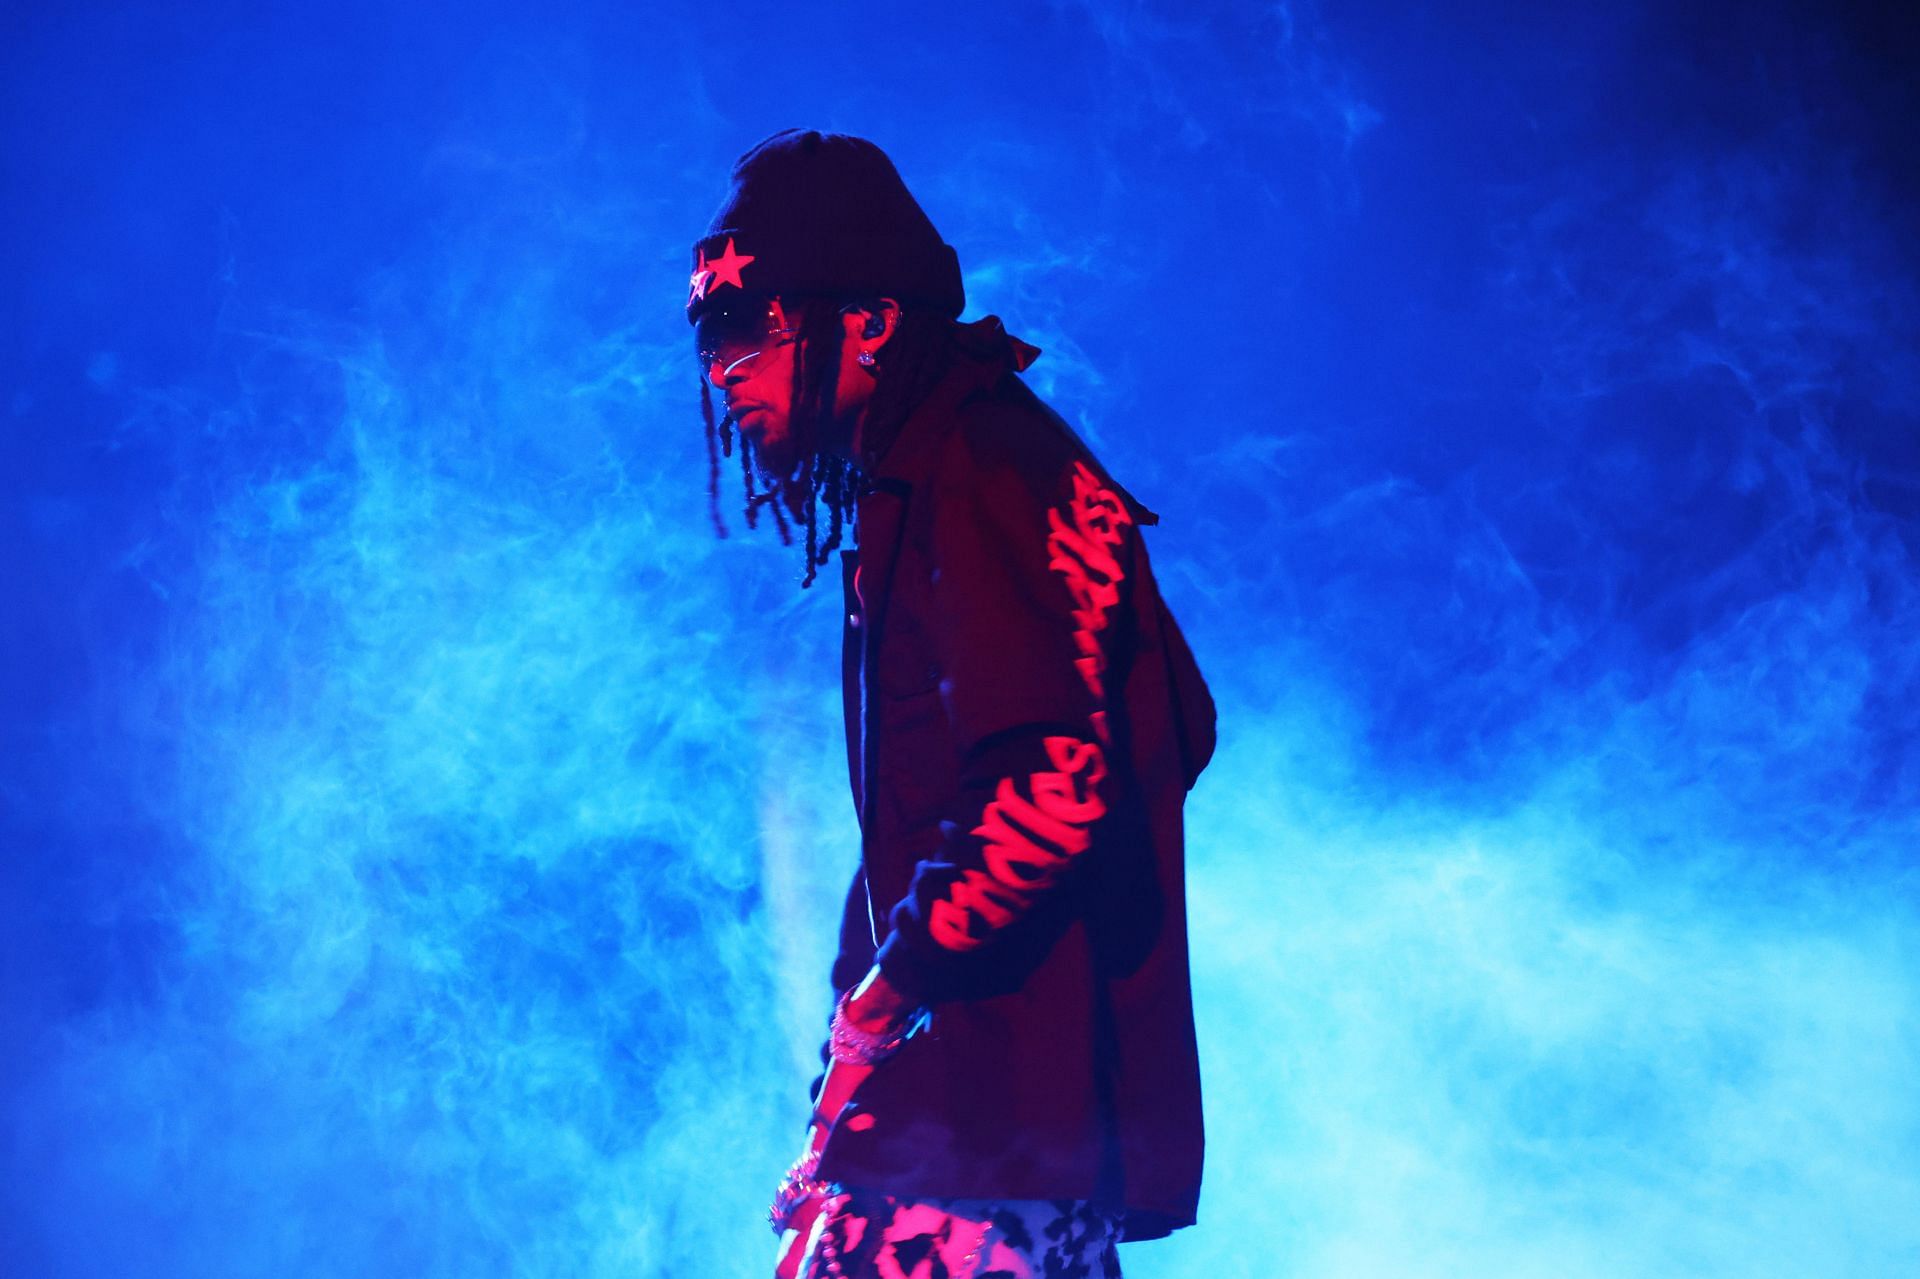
[695, 296, 797, 378]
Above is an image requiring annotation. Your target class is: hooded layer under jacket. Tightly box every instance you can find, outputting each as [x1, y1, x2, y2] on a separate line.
[816, 317, 1217, 1242]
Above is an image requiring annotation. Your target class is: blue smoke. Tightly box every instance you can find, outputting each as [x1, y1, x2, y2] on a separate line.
[4, 1, 1915, 1276]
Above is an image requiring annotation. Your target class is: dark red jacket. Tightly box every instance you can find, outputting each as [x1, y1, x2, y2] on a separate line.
[817, 318, 1217, 1241]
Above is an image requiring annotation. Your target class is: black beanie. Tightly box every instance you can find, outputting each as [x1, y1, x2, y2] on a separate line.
[687, 129, 965, 323]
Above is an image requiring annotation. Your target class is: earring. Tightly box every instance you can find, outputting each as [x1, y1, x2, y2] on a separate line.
[856, 350, 877, 368]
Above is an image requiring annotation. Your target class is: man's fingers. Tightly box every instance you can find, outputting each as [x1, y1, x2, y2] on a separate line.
[774, 1225, 803, 1279]
[775, 1196, 828, 1279]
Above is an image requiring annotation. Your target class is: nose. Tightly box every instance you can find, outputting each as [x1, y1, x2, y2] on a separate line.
[709, 350, 761, 390]
[714, 349, 764, 387]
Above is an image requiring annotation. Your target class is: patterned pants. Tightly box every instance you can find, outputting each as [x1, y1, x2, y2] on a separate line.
[795, 1189, 1123, 1279]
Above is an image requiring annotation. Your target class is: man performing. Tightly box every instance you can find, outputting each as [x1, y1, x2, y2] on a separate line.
[686, 129, 1217, 1279]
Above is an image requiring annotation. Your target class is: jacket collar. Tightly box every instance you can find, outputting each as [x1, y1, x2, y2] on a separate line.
[860, 316, 1034, 485]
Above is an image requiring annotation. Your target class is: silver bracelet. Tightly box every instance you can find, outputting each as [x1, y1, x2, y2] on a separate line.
[769, 1147, 833, 1235]
[827, 988, 919, 1066]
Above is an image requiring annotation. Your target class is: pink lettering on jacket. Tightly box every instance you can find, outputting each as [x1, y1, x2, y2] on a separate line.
[1046, 461, 1133, 736]
[928, 735, 1109, 952]
[924, 460, 1133, 953]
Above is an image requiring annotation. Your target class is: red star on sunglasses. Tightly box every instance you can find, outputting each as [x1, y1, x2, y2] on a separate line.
[705, 237, 755, 292]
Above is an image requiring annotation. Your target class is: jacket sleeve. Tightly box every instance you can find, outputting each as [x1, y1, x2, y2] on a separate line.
[873, 426, 1138, 1005]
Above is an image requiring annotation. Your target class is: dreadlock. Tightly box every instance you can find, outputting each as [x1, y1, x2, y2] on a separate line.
[700, 299, 960, 589]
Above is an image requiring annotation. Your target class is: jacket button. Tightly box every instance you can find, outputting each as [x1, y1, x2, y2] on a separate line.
[848, 612, 862, 629]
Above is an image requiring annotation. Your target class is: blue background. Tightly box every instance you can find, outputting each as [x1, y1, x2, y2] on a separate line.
[4, 1, 1917, 1275]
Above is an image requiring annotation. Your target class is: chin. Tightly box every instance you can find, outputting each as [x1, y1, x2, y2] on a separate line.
[757, 427, 818, 477]
[751, 441, 799, 484]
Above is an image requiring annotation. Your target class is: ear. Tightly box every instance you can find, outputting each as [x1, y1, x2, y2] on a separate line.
[841, 298, 901, 351]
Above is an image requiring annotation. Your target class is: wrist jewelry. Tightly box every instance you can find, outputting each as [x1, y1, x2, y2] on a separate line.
[769, 1147, 833, 1235]
[827, 987, 920, 1065]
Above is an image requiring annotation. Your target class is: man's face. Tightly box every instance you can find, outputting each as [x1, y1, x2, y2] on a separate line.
[701, 295, 808, 476]
[700, 295, 885, 483]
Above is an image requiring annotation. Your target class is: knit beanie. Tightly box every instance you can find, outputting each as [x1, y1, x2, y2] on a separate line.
[686, 129, 965, 323]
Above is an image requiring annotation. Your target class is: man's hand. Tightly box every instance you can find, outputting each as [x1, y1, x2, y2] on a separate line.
[773, 1198, 826, 1279]
[771, 967, 916, 1277]
[772, 1058, 873, 1279]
